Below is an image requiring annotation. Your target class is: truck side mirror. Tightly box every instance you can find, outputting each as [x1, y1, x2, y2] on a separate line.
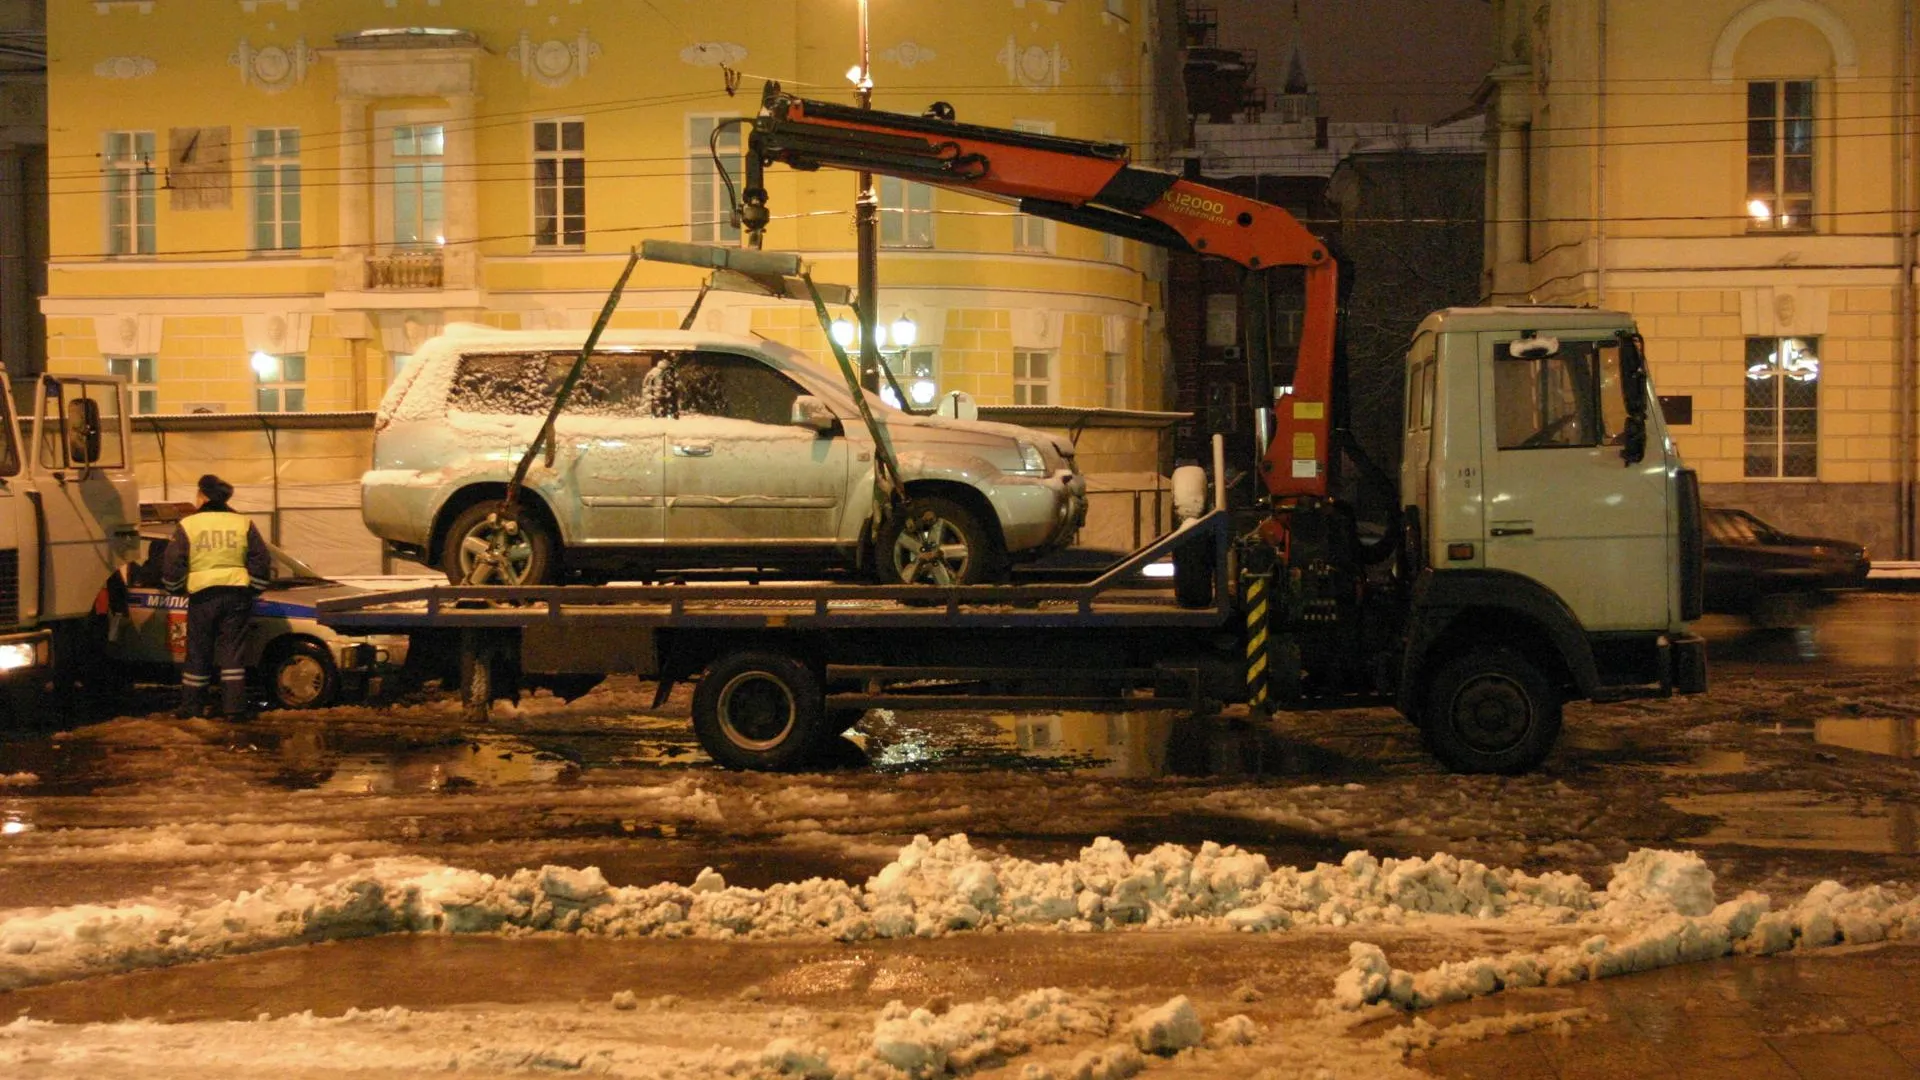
[790, 395, 838, 433]
[1618, 331, 1650, 467]
[66, 397, 101, 470]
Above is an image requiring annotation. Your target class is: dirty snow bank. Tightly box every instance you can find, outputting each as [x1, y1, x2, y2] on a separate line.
[3, 836, 1914, 995]
[1331, 849, 1920, 1013]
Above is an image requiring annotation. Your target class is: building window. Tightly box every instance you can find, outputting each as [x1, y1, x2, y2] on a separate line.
[252, 352, 306, 413]
[1103, 352, 1126, 408]
[880, 176, 933, 248]
[1012, 120, 1055, 252]
[1746, 80, 1813, 231]
[1745, 337, 1818, 478]
[1013, 349, 1053, 405]
[533, 119, 585, 248]
[105, 130, 156, 256]
[689, 116, 742, 244]
[250, 128, 300, 252]
[392, 124, 445, 247]
[1105, 0, 1128, 18]
[107, 356, 157, 415]
[883, 347, 939, 408]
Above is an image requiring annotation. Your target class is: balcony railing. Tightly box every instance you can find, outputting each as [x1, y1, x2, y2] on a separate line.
[366, 249, 444, 290]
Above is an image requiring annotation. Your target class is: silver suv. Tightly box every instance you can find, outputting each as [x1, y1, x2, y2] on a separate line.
[363, 326, 1087, 585]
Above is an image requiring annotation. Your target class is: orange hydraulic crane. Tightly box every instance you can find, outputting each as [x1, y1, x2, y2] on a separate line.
[737, 85, 1345, 513]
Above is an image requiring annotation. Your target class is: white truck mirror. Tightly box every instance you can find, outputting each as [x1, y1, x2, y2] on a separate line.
[790, 395, 837, 433]
[1509, 334, 1560, 359]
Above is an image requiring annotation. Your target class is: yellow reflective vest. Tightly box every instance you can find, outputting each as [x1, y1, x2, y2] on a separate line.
[179, 511, 259, 593]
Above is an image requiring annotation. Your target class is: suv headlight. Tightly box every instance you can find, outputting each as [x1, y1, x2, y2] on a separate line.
[1014, 441, 1048, 476]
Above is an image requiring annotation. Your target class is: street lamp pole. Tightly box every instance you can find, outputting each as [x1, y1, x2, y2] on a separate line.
[854, 0, 881, 393]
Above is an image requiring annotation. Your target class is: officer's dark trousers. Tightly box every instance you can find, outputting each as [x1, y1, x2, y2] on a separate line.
[181, 586, 252, 719]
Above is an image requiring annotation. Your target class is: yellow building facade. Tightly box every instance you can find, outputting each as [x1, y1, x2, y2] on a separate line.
[44, 0, 1163, 433]
[1485, 0, 1916, 556]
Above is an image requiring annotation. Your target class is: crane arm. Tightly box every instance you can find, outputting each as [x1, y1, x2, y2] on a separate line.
[742, 85, 1340, 500]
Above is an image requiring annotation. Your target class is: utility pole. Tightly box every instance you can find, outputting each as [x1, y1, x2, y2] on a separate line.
[854, 0, 881, 393]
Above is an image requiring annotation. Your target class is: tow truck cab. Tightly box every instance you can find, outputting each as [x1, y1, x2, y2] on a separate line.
[0, 369, 139, 691]
[1398, 307, 1706, 723]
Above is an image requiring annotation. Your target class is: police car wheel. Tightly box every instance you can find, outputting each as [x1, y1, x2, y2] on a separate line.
[267, 639, 339, 710]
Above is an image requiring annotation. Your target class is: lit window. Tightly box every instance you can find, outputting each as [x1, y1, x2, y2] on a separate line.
[107, 356, 158, 415]
[884, 347, 939, 407]
[105, 130, 156, 256]
[880, 176, 933, 248]
[1013, 349, 1053, 406]
[1744, 337, 1818, 478]
[689, 115, 743, 243]
[250, 128, 301, 252]
[1746, 81, 1813, 231]
[392, 124, 446, 247]
[533, 119, 586, 248]
[252, 352, 307, 413]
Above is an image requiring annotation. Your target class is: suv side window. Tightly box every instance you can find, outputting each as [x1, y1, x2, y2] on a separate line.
[645, 351, 804, 426]
[450, 351, 661, 417]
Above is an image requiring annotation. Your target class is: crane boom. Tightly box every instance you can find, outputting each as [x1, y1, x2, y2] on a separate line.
[741, 85, 1341, 502]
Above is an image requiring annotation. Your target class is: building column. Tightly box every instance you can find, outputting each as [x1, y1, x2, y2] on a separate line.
[443, 92, 478, 290]
[1487, 71, 1533, 303]
[334, 96, 371, 293]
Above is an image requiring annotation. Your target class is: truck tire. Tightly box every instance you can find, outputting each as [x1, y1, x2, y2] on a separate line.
[266, 638, 339, 709]
[1421, 647, 1561, 774]
[876, 496, 991, 586]
[443, 502, 556, 586]
[692, 651, 826, 771]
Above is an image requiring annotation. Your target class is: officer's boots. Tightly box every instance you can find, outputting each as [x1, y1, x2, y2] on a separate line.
[174, 683, 203, 721]
[221, 671, 254, 723]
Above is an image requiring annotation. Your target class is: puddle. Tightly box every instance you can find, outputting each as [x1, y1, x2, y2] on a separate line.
[862, 710, 1274, 778]
[1814, 717, 1919, 758]
[1667, 790, 1918, 855]
[1658, 748, 1753, 776]
[271, 732, 577, 794]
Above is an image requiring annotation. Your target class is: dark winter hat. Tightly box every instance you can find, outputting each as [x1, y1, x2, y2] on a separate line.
[197, 474, 234, 504]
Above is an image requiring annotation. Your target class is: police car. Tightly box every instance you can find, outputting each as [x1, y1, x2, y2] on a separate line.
[102, 508, 410, 710]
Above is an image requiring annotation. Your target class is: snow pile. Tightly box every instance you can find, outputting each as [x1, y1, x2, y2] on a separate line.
[1126, 996, 1202, 1055]
[3, 835, 1914, 995]
[865, 988, 1111, 1076]
[1330, 853, 1920, 1013]
[0, 772, 35, 788]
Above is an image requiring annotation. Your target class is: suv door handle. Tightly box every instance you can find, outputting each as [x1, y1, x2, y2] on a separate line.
[672, 443, 714, 458]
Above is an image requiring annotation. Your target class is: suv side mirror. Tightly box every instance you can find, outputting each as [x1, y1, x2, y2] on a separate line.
[790, 395, 837, 433]
[66, 397, 101, 469]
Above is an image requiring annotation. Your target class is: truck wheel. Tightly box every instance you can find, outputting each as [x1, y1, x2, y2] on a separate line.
[1422, 647, 1561, 774]
[876, 496, 990, 586]
[266, 639, 339, 709]
[692, 651, 826, 771]
[443, 502, 556, 586]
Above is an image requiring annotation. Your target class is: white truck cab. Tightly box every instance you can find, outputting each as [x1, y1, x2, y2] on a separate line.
[0, 368, 140, 703]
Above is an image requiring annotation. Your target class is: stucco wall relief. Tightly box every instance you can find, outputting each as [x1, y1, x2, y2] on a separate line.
[681, 42, 747, 69]
[232, 39, 315, 93]
[93, 56, 156, 80]
[998, 37, 1068, 90]
[508, 30, 600, 88]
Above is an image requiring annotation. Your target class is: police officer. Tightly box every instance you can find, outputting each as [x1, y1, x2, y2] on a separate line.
[162, 474, 270, 721]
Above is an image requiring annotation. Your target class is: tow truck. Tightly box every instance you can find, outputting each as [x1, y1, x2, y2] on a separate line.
[320, 84, 1706, 774]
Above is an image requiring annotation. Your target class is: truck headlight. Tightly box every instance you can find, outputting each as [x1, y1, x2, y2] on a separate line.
[0, 642, 39, 672]
[1015, 441, 1047, 476]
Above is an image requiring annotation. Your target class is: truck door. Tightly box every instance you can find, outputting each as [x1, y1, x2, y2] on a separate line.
[0, 375, 36, 625]
[1477, 332, 1671, 630]
[28, 376, 139, 622]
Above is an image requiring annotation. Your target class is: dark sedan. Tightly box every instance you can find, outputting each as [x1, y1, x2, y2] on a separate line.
[1703, 506, 1870, 623]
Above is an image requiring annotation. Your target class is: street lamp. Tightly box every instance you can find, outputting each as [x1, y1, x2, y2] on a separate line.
[851, 0, 881, 394]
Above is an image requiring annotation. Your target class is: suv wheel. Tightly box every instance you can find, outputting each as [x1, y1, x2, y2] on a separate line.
[876, 496, 991, 586]
[443, 502, 556, 586]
